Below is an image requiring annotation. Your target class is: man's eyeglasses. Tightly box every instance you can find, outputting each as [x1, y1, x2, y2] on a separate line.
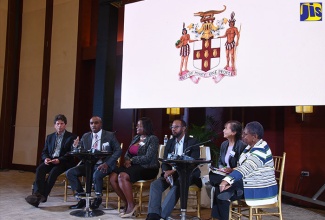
[170, 126, 183, 130]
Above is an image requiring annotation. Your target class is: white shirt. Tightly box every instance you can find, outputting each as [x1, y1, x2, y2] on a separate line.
[92, 129, 102, 150]
[175, 135, 185, 156]
[225, 145, 234, 168]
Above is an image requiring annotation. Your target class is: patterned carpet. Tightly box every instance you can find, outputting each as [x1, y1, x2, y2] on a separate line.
[0, 170, 324, 220]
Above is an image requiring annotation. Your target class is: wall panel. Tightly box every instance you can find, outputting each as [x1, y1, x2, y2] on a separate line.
[46, 0, 78, 134]
[12, 0, 46, 165]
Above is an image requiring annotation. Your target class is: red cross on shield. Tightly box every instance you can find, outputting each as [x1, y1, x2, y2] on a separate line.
[193, 38, 221, 72]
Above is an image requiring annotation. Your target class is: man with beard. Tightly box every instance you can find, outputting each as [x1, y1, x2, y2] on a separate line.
[146, 119, 202, 220]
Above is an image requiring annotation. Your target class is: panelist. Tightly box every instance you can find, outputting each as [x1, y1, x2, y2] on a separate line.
[25, 114, 77, 207]
[217, 121, 278, 220]
[66, 116, 121, 210]
[146, 119, 202, 220]
[109, 117, 160, 218]
[209, 120, 246, 220]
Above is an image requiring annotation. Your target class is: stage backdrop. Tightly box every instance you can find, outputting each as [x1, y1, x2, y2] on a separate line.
[121, 0, 324, 108]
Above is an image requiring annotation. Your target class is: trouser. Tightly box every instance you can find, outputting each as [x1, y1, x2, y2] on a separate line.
[33, 162, 71, 198]
[65, 163, 111, 195]
[147, 176, 180, 219]
[210, 172, 244, 220]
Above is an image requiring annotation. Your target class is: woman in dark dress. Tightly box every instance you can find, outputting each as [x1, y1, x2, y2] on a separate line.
[109, 117, 159, 218]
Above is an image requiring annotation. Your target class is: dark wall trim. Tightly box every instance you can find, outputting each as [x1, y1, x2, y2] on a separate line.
[10, 165, 36, 173]
[93, 3, 118, 131]
[36, 0, 53, 165]
[0, 0, 22, 169]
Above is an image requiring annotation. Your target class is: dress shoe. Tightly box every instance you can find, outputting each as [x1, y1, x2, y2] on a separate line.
[119, 207, 127, 216]
[146, 213, 162, 220]
[25, 194, 41, 207]
[217, 189, 243, 201]
[32, 192, 47, 203]
[40, 196, 47, 203]
[217, 191, 234, 201]
[90, 197, 102, 210]
[120, 205, 138, 218]
[69, 199, 86, 209]
[235, 189, 243, 197]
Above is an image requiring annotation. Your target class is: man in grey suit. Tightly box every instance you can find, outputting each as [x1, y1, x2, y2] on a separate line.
[146, 119, 202, 220]
[66, 116, 121, 210]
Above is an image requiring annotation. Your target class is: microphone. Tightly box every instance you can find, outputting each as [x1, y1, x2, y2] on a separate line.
[182, 140, 212, 156]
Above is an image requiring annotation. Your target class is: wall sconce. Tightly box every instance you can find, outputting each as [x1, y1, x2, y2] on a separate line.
[166, 108, 181, 115]
[295, 106, 313, 121]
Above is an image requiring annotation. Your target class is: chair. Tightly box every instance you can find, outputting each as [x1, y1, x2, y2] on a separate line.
[132, 178, 156, 215]
[33, 172, 70, 202]
[188, 145, 210, 218]
[131, 144, 165, 216]
[105, 143, 123, 209]
[55, 173, 69, 202]
[229, 152, 286, 220]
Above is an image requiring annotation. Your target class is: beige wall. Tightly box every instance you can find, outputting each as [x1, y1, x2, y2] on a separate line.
[45, 0, 78, 135]
[12, 0, 46, 165]
[0, 0, 8, 120]
[12, 0, 78, 165]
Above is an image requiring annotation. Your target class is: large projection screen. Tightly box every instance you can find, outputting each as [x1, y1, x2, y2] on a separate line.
[121, 0, 325, 108]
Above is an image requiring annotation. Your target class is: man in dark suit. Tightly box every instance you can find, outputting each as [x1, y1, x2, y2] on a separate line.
[25, 114, 77, 207]
[66, 116, 122, 210]
[146, 119, 202, 220]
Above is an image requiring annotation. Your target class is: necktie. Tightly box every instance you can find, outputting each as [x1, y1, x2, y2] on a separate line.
[52, 133, 63, 158]
[93, 133, 98, 149]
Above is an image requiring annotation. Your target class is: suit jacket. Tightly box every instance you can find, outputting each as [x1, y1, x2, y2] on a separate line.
[41, 130, 77, 165]
[124, 134, 160, 169]
[162, 135, 201, 186]
[218, 140, 247, 168]
[78, 130, 122, 170]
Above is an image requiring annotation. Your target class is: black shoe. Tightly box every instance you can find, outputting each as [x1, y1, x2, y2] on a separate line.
[32, 192, 47, 203]
[218, 189, 243, 201]
[217, 191, 234, 201]
[236, 189, 243, 197]
[69, 199, 86, 209]
[90, 197, 102, 210]
[25, 194, 41, 207]
[146, 213, 162, 220]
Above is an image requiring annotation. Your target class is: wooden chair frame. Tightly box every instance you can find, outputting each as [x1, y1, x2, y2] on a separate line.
[187, 145, 209, 218]
[229, 152, 286, 220]
[105, 143, 123, 209]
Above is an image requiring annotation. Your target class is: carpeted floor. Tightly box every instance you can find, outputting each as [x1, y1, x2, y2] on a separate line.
[0, 170, 324, 220]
